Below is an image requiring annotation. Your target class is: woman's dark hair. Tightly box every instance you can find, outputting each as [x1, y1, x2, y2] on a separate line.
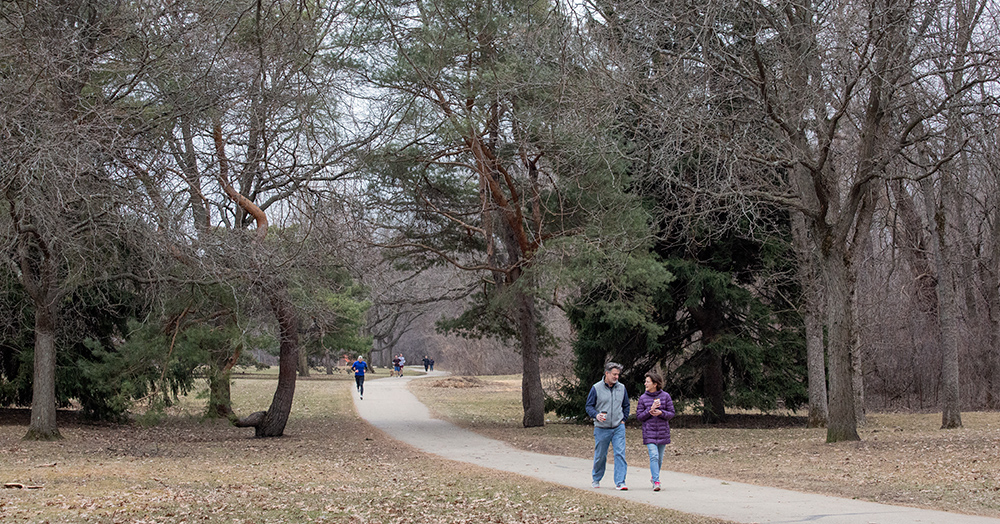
[644, 371, 663, 391]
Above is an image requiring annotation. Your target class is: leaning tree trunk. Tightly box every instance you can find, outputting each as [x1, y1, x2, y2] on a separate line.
[25, 300, 61, 441]
[259, 286, 299, 437]
[237, 285, 299, 437]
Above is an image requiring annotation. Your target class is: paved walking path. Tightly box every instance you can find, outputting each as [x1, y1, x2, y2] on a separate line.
[353, 369, 999, 524]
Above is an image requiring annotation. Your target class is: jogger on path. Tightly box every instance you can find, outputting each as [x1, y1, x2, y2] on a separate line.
[351, 355, 370, 399]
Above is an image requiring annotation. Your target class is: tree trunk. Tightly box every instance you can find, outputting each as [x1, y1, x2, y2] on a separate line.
[985, 188, 1000, 409]
[19, 230, 63, 441]
[297, 344, 310, 377]
[804, 307, 827, 427]
[689, 302, 726, 423]
[25, 301, 61, 441]
[513, 277, 545, 428]
[792, 209, 828, 428]
[935, 37, 973, 426]
[207, 360, 234, 419]
[934, 186, 963, 429]
[235, 283, 299, 437]
[702, 347, 726, 423]
[207, 338, 242, 419]
[823, 245, 860, 442]
[851, 336, 866, 426]
[257, 285, 299, 437]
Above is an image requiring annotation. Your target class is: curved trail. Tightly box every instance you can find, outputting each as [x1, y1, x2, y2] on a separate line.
[353, 370, 998, 524]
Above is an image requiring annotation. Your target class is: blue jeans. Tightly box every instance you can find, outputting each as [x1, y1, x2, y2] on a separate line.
[592, 424, 627, 486]
[646, 443, 666, 483]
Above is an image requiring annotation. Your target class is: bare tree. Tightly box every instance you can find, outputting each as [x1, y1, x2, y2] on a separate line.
[119, 0, 374, 436]
[591, 0, 999, 440]
[0, 0, 163, 440]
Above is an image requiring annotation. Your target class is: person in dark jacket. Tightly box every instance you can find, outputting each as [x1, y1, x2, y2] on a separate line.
[584, 362, 630, 490]
[636, 371, 675, 491]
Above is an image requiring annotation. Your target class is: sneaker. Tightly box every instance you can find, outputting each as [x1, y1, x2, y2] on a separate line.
[615, 485, 628, 491]
[359, 395, 363, 400]
[591, 481, 600, 488]
[653, 482, 661, 491]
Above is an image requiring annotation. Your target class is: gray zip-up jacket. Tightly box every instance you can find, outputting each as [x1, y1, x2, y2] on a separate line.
[585, 380, 630, 428]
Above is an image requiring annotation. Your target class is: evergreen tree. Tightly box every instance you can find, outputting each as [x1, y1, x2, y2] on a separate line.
[361, 0, 650, 426]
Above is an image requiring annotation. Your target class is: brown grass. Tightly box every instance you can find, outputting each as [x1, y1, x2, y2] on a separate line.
[410, 375, 1000, 518]
[0, 373, 730, 524]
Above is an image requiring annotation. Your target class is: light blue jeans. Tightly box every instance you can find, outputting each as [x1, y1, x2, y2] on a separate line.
[592, 424, 627, 486]
[646, 443, 666, 483]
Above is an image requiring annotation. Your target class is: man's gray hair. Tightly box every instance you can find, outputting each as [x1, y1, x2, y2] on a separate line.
[604, 362, 622, 373]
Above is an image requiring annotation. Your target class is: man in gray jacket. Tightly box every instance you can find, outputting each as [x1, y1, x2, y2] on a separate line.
[584, 362, 630, 490]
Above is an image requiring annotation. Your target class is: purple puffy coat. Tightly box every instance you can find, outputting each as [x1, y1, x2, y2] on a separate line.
[636, 390, 675, 445]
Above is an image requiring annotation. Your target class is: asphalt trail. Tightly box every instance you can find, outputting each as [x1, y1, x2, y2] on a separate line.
[353, 370, 998, 524]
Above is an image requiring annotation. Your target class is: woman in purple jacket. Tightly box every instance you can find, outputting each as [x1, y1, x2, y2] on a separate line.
[636, 371, 675, 491]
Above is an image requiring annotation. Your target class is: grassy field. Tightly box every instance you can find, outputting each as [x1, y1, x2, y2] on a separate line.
[409, 375, 1000, 518]
[1, 371, 730, 524]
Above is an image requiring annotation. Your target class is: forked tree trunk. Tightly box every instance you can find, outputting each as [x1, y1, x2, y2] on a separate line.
[215, 122, 298, 437]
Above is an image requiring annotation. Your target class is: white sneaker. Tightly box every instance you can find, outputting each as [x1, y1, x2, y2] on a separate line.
[591, 481, 600, 488]
[615, 485, 628, 491]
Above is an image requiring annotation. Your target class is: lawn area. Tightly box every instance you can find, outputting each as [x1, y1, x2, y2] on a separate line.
[1, 372, 730, 524]
[410, 374, 1000, 518]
